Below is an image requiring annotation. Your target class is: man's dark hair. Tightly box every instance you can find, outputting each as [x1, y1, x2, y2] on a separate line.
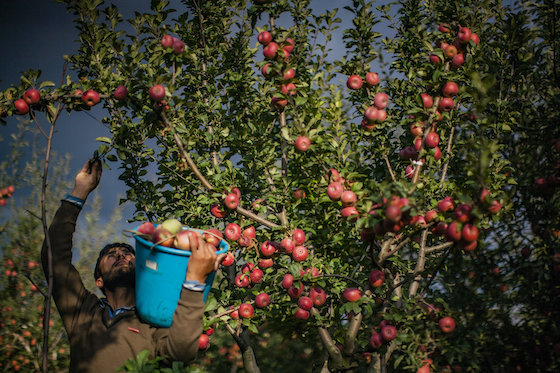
[93, 243, 135, 281]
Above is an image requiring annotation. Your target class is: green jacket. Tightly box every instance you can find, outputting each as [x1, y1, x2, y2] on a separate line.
[41, 201, 204, 372]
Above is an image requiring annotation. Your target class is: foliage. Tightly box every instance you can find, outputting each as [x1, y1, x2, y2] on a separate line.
[1, 0, 559, 372]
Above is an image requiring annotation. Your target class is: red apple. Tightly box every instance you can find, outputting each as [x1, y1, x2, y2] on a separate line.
[470, 32, 480, 45]
[420, 93, 433, 108]
[488, 200, 502, 213]
[241, 263, 254, 274]
[283, 68, 296, 81]
[281, 273, 294, 289]
[239, 303, 254, 319]
[257, 31, 272, 45]
[113, 85, 128, 100]
[442, 81, 459, 97]
[261, 63, 274, 78]
[343, 287, 361, 302]
[271, 96, 287, 109]
[235, 274, 250, 287]
[292, 245, 308, 261]
[224, 223, 242, 241]
[439, 23, 450, 33]
[224, 193, 239, 209]
[137, 222, 155, 237]
[438, 97, 454, 111]
[346, 75, 363, 90]
[374, 92, 389, 109]
[439, 316, 455, 333]
[431, 146, 442, 160]
[385, 205, 402, 223]
[161, 34, 174, 48]
[457, 27, 471, 43]
[425, 210, 437, 222]
[454, 204, 472, 223]
[370, 332, 383, 349]
[256, 257, 272, 268]
[174, 230, 198, 250]
[295, 136, 311, 152]
[198, 333, 209, 351]
[452, 53, 465, 67]
[288, 282, 303, 298]
[445, 222, 462, 242]
[341, 190, 357, 207]
[149, 84, 165, 101]
[364, 106, 379, 123]
[172, 39, 185, 53]
[429, 54, 442, 64]
[260, 241, 276, 257]
[152, 226, 174, 247]
[281, 237, 295, 253]
[294, 307, 310, 320]
[369, 270, 385, 288]
[281, 82, 297, 96]
[298, 296, 313, 311]
[203, 228, 223, 247]
[425, 132, 440, 148]
[255, 293, 270, 308]
[381, 325, 397, 341]
[309, 287, 327, 306]
[461, 224, 479, 242]
[250, 268, 264, 284]
[292, 229, 305, 245]
[437, 196, 455, 212]
[283, 38, 295, 53]
[445, 45, 458, 58]
[221, 253, 235, 266]
[410, 122, 424, 137]
[365, 72, 379, 86]
[81, 90, 100, 107]
[23, 89, 41, 104]
[263, 41, 279, 59]
[341, 206, 359, 221]
[210, 204, 227, 218]
[327, 182, 344, 201]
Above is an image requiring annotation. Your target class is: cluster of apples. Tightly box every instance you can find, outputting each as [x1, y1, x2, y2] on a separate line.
[345, 72, 390, 131]
[325, 168, 362, 222]
[198, 327, 213, 352]
[401, 80, 460, 172]
[429, 24, 479, 67]
[210, 186, 241, 219]
[136, 218, 223, 250]
[160, 34, 185, 54]
[281, 269, 327, 320]
[369, 320, 398, 350]
[257, 31, 312, 152]
[0, 185, 15, 207]
[13, 89, 41, 115]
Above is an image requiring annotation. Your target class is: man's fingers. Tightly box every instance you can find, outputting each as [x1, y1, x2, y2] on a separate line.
[215, 253, 227, 271]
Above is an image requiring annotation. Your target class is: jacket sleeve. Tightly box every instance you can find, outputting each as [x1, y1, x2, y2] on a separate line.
[152, 289, 205, 364]
[41, 200, 91, 336]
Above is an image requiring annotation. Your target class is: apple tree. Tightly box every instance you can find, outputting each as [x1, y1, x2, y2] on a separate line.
[1, 0, 558, 372]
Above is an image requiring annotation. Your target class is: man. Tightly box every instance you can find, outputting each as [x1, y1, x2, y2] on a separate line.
[41, 159, 222, 372]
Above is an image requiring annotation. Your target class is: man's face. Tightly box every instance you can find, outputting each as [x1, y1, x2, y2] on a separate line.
[96, 247, 136, 292]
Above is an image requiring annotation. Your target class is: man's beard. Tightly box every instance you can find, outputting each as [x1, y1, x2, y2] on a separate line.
[102, 263, 135, 292]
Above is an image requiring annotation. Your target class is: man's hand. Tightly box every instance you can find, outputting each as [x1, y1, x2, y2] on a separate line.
[185, 232, 227, 284]
[70, 159, 102, 200]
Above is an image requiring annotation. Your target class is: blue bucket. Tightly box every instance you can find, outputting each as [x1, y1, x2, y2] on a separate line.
[133, 226, 228, 327]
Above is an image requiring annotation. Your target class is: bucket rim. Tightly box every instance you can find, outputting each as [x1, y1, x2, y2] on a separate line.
[133, 225, 229, 255]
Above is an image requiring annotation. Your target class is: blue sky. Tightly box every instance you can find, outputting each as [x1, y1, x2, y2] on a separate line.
[0, 0, 366, 231]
